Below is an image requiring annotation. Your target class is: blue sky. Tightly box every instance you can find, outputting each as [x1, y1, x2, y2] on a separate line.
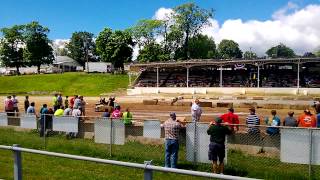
[0, 0, 318, 39]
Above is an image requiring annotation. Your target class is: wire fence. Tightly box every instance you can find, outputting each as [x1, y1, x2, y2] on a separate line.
[0, 112, 319, 179]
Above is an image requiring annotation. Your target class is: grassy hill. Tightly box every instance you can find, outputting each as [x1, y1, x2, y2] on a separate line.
[0, 73, 129, 96]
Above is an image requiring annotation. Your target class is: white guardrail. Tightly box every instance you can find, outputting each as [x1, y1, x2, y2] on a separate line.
[0, 144, 260, 180]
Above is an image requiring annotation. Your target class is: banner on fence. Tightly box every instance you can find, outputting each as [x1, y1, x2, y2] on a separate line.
[94, 118, 125, 145]
[186, 122, 211, 164]
[52, 116, 78, 133]
[143, 120, 161, 139]
[281, 128, 320, 165]
[0, 113, 8, 126]
[20, 115, 37, 129]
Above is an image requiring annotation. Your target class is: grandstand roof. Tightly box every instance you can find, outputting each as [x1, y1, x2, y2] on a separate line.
[129, 57, 320, 70]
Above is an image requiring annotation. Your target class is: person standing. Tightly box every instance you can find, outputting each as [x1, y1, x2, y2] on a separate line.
[57, 93, 63, 107]
[4, 96, 14, 116]
[64, 96, 69, 108]
[191, 99, 202, 122]
[297, 109, 316, 127]
[163, 112, 183, 168]
[70, 95, 78, 109]
[27, 102, 36, 115]
[220, 108, 239, 132]
[246, 107, 260, 134]
[316, 105, 320, 128]
[122, 108, 133, 125]
[39, 104, 49, 137]
[24, 96, 30, 113]
[283, 111, 297, 127]
[207, 117, 232, 174]
[266, 110, 281, 135]
[52, 94, 59, 112]
[12, 95, 19, 115]
[111, 105, 122, 119]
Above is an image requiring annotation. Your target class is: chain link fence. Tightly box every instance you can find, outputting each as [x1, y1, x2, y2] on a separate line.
[0, 112, 319, 179]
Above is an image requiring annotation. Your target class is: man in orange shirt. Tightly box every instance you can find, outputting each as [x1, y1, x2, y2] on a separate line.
[298, 109, 316, 127]
[220, 108, 240, 131]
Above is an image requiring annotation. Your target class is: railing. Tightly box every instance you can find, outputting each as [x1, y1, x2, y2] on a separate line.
[0, 144, 258, 180]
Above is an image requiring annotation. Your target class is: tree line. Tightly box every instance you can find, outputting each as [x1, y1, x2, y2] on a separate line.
[1, 3, 320, 75]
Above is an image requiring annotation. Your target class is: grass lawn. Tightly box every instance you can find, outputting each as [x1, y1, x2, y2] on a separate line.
[0, 73, 129, 96]
[0, 128, 318, 179]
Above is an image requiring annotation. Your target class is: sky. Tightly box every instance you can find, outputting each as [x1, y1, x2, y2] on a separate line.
[1, 0, 320, 56]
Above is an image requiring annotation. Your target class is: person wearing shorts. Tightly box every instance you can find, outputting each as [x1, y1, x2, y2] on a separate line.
[207, 117, 232, 174]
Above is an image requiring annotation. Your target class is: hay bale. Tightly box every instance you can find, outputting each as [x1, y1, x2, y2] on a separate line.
[252, 96, 264, 100]
[296, 96, 313, 101]
[263, 104, 285, 109]
[289, 105, 310, 110]
[199, 101, 213, 107]
[236, 96, 247, 100]
[217, 102, 233, 108]
[143, 99, 158, 105]
[239, 102, 258, 108]
[282, 97, 295, 100]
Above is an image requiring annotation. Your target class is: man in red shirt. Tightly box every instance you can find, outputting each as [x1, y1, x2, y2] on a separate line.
[298, 109, 316, 127]
[220, 108, 239, 131]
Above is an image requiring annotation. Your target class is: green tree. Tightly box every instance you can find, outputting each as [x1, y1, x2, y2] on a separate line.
[137, 42, 169, 62]
[0, 25, 25, 74]
[173, 3, 213, 59]
[96, 28, 134, 69]
[316, 50, 320, 57]
[243, 51, 257, 59]
[67, 31, 95, 69]
[266, 43, 296, 58]
[218, 39, 243, 59]
[24, 21, 54, 73]
[189, 34, 217, 59]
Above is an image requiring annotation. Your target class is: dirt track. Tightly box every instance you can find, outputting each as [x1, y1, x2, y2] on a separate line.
[0, 95, 311, 124]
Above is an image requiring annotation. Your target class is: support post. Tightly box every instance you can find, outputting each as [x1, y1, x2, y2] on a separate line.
[156, 67, 159, 88]
[144, 161, 153, 180]
[219, 66, 223, 87]
[43, 115, 46, 149]
[13, 144, 22, 180]
[297, 61, 300, 90]
[109, 119, 113, 157]
[193, 121, 197, 164]
[257, 64, 260, 88]
[186, 67, 189, 88]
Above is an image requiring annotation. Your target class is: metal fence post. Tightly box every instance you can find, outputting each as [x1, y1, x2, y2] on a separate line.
[144, 161, 153, 180]
[193, 121, 197, 164]
[13, 144, 22, 180]
[308, 129, 313, 180]
[43, 115, 46, 149]
[109, 118, 113, 157]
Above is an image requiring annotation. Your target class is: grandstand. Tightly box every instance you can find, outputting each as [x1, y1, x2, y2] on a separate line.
[129, 58, 320, 89]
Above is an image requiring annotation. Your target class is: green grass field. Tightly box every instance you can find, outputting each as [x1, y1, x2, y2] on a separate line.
[0, 73, 129, 96]
[0, 128, 318, 179]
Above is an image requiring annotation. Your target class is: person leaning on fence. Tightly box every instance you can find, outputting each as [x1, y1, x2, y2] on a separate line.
[191, 98, 202, 122]
[283, 111, 297, 127]
[52, 94, 59, 112]
[4, 95, 14, 116]
[220, 107, 239, 132]
[12, 95, 19, 114]
[27, 102, 36, 115]
[54, 106, 64, 116]
[163, 112, 183, 168]
[207, 117, 232, 174]
[64, 106, 73, 116]
[265, 110, 281, 136]
[122, 108, 133, 125]
[246, 107, 260, 134]
[39, 104, 49, 137]
[297, 108, 316, 127]
[67, 107, 82, 139]
[111, 105, 122, 119]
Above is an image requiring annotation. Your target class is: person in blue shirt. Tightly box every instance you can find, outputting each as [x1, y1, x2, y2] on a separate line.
[266, 110, 281, 135]
[316, 104, 320, 128]
[39, 104, 48, 137]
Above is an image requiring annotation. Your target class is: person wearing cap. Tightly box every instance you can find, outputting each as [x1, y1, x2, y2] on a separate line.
[207, 117, 232, 174]
[283, 111, 297, 127]
[191, 98, 202, 122]
[266, 110, 281, 135]
[163, 112, 183, 168]
[297, 109, 316, 127]
[220, 108, 239, 131]
[246, 107, 260, 134]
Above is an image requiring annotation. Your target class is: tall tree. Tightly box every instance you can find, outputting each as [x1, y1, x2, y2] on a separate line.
[24, 21, 54, 73]
[266, 43, 296, 58]
[0, 25, 25, 74]
[96, 28, 134, 69]
[137, 42, 169, 62]
[218, 39, 243, 59]
[173, 3, 213, 59]
[67, 31, 95, 69]
[303, 52, 316, 57]
[188, 34, 217, 59]
[243, 51, 257, 59]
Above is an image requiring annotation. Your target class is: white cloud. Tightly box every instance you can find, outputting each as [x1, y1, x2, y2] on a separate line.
[153, 7, 173, 20]
[52, 39, 69, 49]
[152, 3, 320, 56]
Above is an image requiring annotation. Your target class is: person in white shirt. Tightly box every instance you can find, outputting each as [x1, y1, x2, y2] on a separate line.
[191, 99, 202, 122]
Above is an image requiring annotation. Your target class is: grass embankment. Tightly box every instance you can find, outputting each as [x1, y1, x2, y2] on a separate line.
[0, 128, 317, 179]
[0, 73, 128, 96]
